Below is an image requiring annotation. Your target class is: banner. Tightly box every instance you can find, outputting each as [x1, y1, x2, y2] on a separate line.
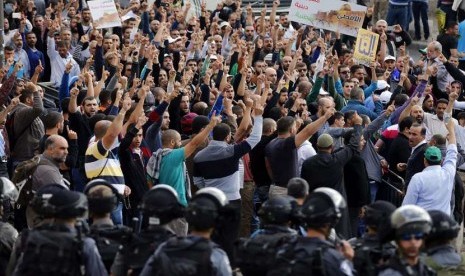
[353, 29, 379, 66]
[288, 0, 367, 37]
[88, 0, 121, 29]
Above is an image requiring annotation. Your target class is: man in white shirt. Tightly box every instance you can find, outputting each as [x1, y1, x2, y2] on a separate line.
[46, 27, 80, 88]
[403, 119, 458, 215]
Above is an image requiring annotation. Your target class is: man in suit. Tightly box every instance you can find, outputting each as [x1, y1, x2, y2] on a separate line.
[397, 123, 428, 188]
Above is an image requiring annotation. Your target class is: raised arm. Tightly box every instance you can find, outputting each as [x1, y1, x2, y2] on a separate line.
[295, 107, 335, 147]
[102, 92, 131, 150]
[184, 113, 220, 158]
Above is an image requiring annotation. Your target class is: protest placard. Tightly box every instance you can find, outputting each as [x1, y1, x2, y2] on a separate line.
[288, 0, 366, 37]
[88, 0, 121, 29]
[353, 29, 379, 66]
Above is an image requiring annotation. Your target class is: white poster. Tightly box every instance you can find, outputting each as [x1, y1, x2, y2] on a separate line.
[88, 0, 122, 29]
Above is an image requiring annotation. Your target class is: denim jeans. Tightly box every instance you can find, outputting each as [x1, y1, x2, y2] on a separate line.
[111, 202, 123, 225]
[412, 1, 429, 39]
[386, 4, 409, 32]
[250, 185, 270, 234]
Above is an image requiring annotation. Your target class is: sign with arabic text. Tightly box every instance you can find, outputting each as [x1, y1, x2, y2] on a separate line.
[88, 0, 121, 29]
[289, 0, 367, 37]
[353, 29, 379, 66]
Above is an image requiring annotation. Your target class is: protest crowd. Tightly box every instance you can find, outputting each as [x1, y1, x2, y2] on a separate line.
[3, 0, 465, 274]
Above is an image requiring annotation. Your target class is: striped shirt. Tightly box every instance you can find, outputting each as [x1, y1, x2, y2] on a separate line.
[85, 140, 125, 194]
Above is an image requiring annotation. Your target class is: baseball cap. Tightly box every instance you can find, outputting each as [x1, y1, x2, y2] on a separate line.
[384, 55, 396, 62]
[319, 88, 329, 96]
[419, 48, 427, 55]
[220, 21, 230, 29]
[210, 55, 218, 60]
[181, 113, 198, 135]
[377, 80, 390, 91]
[424, 146, 442, 162]
[380, 91, 392, 104]
[317, 134, 334, 148]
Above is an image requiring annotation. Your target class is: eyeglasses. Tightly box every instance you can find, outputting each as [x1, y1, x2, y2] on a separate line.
[400, 233, 424, 241]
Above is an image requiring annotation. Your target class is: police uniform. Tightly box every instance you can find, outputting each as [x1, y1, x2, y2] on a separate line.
[378, 254, 436, 276]
[350, 233, 396, 276]
[111, 226, 175, 276]
[140, 235, 232, 276]
[270, 237, 353, 276]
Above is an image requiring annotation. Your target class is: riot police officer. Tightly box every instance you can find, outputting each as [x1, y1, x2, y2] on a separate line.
[111, 184, 184, 276]
[350, 200, 397, 276]
[0, 177, 18, 273]
[236, 195, 298, 276]
[84, 179, 132, 271]
[269, 187, 355, 276]
[140, 187, 232, 276]
[378, 205, 436, 276]
[13, 188, 107, 276]
[424, 210, 465, 274]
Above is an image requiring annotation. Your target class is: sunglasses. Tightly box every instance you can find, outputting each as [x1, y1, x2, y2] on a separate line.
[400, 233, 424, 241]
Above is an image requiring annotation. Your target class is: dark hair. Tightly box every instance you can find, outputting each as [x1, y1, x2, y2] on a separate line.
[328, 111, 343, 125]
[43, 111, 63, 129]
[436, 98, 449, 106]
[350, 64, 364, 74]
[82, 96, 97, 106]
[457, 112, 465, 121]
[277, 116, 295, 135]
[88, 113, 106, 132]
[344, 110, 356, 122]
[212, 123, 231, 141]
[19, 86, 34, 103]
[411, 123, 427, 136]
[287, 178, 309, 199]
[4, 46, 14, 52]
[431, 134, 446, 146]
[398, 116, 414, 132]
[192, 115, 210, 134]
[99, 90, 111, 105]
[394, 94, 409, 106]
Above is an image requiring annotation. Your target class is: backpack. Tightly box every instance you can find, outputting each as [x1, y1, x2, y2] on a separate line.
[235, 231, 294, 276]
[267, 236, 329, 276]
[15, 225, 85, 276]
[88, 225, 132, 272]
[122, 228, 174, 275]
[151, 236, 213, 276]
[12, 156, 42, 208]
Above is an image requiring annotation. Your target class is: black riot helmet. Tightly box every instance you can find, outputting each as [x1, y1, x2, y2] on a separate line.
[139, 184, 185, 225]
[364, 200, 396, 229]
[258, 195, 298, 225]
[46, 189, 88, 219]
[29, 184, 68, 218]
[186, 187, 229, 231]
[300, 187, 346, 228]
[426, 210, 460, 242]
